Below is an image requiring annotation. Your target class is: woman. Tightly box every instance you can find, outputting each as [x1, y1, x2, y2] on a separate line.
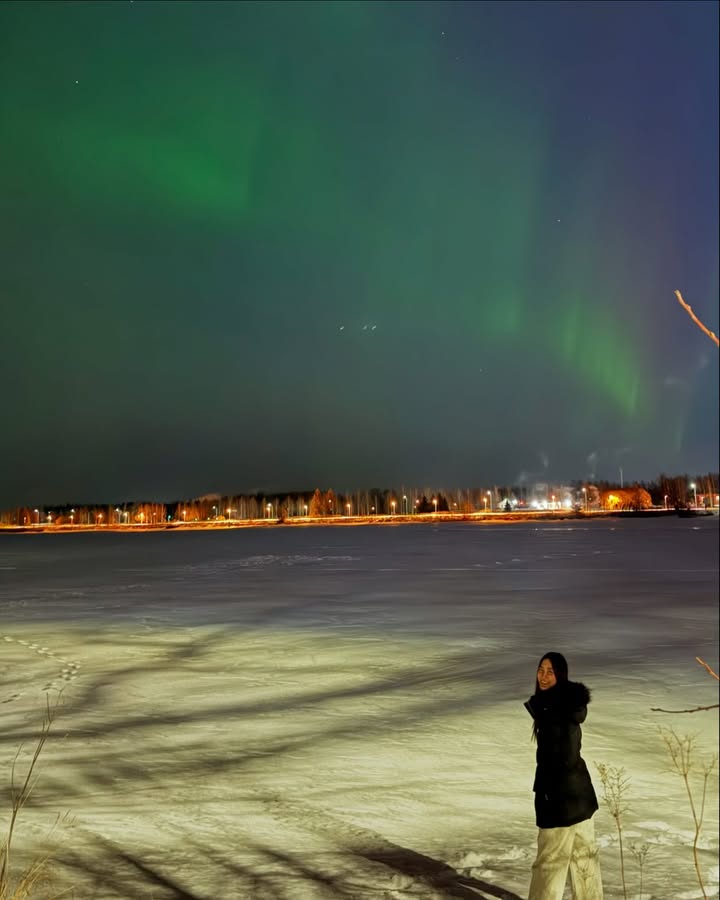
[524, 652, 603, 900]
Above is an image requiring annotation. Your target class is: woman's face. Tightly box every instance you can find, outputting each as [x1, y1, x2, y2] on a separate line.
[537, 659, 557, 691]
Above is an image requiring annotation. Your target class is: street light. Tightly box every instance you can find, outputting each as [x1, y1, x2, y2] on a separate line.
[402, 494, 407, 514]
[346, 503, 351, 516]
[303, 504, 308, 516]
[690, 482, 697, 507]
[432, 497, 438, 514]
[664, 494, 668, 510]
[582, 487, 588, 513]
[266, 503, 272, 519]
[391, 500, 396, 515]
[34, 508, 39, 525]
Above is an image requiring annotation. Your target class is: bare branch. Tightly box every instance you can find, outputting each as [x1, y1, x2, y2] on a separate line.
[696, 657, 720, 681]
[674, 290, 719, 347]
[651, 704, 719, 714]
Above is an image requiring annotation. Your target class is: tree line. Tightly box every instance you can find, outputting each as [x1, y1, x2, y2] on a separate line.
[1, 472, 716, 526]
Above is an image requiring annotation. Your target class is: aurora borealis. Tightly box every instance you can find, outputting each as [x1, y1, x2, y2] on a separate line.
[1, 0, 717, 506]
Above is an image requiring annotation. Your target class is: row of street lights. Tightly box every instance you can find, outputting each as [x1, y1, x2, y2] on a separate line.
[29, 507, 135, 525]
[343, 495, 412, 516]
[24, 482, 715, 527]
[341, 493, 495, 515]
[29, 494, 493, 524]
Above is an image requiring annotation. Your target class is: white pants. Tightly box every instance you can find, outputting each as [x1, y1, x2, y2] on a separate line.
[528, 817, 603, 900]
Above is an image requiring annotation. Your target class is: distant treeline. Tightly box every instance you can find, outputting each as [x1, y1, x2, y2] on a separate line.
[1, 472, 717, 526]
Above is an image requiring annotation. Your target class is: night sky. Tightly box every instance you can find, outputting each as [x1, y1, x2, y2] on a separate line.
[1, 0, 717, 507]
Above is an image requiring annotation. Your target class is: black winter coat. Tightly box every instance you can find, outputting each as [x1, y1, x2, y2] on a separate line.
[524, 679, 599, 829]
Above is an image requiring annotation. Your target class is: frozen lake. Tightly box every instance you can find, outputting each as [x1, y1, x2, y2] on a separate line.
[1, 517, 718, 899]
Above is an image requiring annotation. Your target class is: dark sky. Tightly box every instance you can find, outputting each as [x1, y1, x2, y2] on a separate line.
[1, 0, 718, 507]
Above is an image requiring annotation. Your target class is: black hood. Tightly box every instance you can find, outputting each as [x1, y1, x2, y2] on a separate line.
[541, 679, 592, 709]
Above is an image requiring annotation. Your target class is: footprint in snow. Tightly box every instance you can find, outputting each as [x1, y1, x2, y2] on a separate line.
[1, 632, 81, 695]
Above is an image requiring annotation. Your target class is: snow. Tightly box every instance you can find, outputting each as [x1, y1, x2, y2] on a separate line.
[1, 517, 718, 899]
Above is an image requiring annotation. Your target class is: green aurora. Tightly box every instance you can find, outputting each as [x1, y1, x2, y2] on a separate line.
[0, 0, 716, 503]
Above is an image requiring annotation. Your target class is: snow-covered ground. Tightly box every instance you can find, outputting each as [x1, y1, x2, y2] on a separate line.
[1, 517, 718, 899]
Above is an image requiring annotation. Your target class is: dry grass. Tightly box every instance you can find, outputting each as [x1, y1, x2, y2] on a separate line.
[628, 841, 651, 900]
[0, 698, 72, 900]
[595, 762, 631, 899]
[659, 727, 718, 900]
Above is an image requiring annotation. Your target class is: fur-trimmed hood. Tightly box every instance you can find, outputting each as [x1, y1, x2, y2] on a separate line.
[525, 679, 592, 721]
[545, 679, 592, 709]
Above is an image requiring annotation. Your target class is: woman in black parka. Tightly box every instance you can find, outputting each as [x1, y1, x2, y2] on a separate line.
[524, 652, 603, 899]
